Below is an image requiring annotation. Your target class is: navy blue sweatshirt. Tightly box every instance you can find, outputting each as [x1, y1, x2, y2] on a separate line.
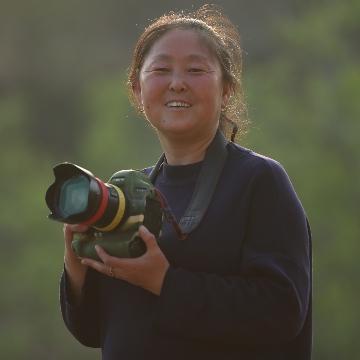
[60, 142, 312, 360]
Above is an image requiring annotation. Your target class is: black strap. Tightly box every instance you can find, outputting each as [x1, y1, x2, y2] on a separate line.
[149, 130, 229, 236]
[149, 153, 165, 184]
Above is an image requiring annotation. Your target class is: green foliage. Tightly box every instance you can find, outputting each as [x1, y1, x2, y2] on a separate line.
[244, 1, 360, 357]
[0, 74, 161, 360]
[78, 74, 161, 177]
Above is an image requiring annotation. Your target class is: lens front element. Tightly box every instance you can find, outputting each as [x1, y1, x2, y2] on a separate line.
[59, 175, 89, 217]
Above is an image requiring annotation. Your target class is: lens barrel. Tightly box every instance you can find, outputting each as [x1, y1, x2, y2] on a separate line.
[45, 163, 126, 231]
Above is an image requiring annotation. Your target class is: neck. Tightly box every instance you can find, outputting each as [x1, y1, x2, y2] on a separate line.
[157, 130, 217, 165]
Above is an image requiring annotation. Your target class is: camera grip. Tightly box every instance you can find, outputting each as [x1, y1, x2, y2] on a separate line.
[72, 228, 146, 260]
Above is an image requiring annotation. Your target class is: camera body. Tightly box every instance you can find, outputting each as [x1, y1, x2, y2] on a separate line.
[46, 163, 163, 260]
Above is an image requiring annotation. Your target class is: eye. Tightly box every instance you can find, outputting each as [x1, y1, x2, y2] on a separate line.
[153, 67, 170, 73]
[143, 67, 171, 74]
[188, 68, 205, 73]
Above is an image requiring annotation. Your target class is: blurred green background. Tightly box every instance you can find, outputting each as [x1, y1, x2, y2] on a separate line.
[1, 0, 359, 358]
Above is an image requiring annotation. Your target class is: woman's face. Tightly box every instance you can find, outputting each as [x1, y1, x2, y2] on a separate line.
[135, 28, 229, 142]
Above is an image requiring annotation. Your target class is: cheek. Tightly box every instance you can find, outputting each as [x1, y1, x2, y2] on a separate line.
[193, 78, 223, 105]
[140, 76, 167, 104]
[191, 73, 222, 92]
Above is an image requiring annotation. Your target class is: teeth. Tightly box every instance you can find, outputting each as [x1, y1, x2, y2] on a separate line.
[166, 101, 190, 108]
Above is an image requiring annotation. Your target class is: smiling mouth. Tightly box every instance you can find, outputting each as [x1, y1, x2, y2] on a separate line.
[165, 101, 192, 108]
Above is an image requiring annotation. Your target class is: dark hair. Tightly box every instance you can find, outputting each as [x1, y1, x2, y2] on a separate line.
[127, 4, 248, 141]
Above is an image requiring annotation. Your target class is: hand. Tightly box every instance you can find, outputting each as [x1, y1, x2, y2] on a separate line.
[81, 225, 170, 296]
[63, 223, 90, 303]
[63, 223, 89, 266]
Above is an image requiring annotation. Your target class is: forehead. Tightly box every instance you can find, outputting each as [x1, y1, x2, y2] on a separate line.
[144, 28, 218, 64]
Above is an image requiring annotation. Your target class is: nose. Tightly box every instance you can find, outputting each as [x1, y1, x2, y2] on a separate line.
[169, 71, 187, 92]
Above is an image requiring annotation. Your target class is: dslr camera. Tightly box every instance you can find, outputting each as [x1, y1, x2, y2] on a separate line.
[45, 163, 163, 260]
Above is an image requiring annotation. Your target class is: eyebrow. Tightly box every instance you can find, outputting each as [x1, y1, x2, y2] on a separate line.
[147, 53, 212, 65]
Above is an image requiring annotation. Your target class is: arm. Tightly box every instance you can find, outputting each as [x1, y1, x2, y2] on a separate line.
[59, 224, 101, 347]
[152, 160, 311, 345]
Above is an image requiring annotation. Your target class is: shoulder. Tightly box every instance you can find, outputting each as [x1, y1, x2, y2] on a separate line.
[225, 142, 304, 208]
[226, 142, 291, 185]
[226, 143, 307, 216]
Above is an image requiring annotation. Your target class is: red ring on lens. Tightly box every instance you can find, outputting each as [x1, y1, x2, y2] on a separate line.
[80, 177, 109, 227]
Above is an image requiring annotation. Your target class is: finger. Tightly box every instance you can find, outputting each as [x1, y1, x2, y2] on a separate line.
[81, 255, 124, 279]
[63, 223, 89, 237]
[63, 224, 75, 249]
[81, 258, 110, 276]
[69, 224, 89, 233]
[64, 224, 89, 251]
[63, 224, 73, 240]
[138, 225, 157, 250]
[95, 245, 141, 268]
[95, 245, 118, 266]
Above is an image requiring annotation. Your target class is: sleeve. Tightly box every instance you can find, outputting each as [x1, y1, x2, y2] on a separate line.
[152, 159, 311, 345]
[60, 267, 101, 347]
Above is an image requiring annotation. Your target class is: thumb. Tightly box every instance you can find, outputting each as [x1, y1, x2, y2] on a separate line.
[138, 225, 157, 250]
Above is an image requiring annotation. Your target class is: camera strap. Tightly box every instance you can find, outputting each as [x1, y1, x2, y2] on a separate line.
[149, 130, 229, 238]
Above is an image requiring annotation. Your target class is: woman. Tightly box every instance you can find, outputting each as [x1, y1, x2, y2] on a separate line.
[61, 5, 312, 360]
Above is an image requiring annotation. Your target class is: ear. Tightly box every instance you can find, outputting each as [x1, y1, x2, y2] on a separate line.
[221, 82, 231, 109]
[132, 80, 143, 108]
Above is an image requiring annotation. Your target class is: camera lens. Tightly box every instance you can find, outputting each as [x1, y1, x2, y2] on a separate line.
[58, 175, 89, 217]
[46, 163, 126, 231]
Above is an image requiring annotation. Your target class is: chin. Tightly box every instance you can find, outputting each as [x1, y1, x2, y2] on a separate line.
[156, 119, 194, 133]
[159, 126, 207, 142]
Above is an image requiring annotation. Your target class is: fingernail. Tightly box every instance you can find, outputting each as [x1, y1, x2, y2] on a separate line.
[81, 259, 87, 265]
